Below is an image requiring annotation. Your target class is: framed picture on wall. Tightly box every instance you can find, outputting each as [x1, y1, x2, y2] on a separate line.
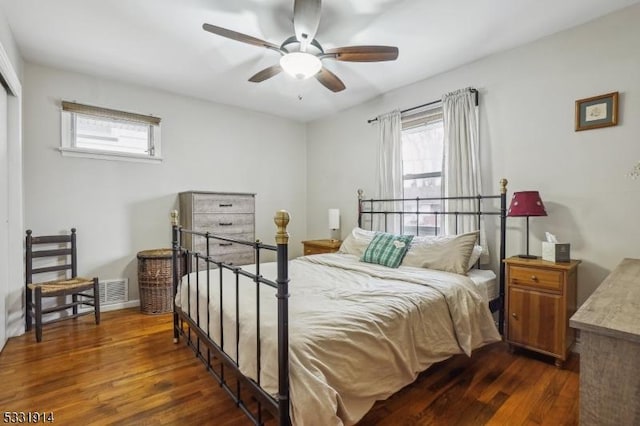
[575, 91, 619, 131]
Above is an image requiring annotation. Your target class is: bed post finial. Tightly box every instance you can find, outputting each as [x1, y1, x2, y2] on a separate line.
[274, 210, 290, 245]
[357, 189, 364, 200]
[499, 178, 508, 194]
[170, 210, 179, 226]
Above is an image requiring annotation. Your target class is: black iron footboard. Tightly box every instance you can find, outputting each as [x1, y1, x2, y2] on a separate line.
[170, 209, 290, 426]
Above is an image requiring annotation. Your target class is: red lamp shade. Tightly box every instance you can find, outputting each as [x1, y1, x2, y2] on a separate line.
[507, 191, 547, 217]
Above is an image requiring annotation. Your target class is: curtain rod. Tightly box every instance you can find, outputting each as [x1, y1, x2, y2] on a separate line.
[367, 88, 478, 124]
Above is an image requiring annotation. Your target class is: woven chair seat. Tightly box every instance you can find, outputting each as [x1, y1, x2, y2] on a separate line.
[28, 277, 94, 294]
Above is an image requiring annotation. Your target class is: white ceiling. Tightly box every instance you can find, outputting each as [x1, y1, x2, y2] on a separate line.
[1, 0, 638, 122]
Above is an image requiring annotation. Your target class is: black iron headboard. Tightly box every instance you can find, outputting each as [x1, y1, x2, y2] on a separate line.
[356, 178, 508, 333]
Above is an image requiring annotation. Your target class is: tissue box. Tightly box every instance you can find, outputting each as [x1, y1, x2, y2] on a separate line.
[542, 242, 570, 262]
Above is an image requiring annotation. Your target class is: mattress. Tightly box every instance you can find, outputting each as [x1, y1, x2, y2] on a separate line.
[468, 268, 498, 302]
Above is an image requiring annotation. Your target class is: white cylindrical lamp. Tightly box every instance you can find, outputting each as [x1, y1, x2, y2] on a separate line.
[328, 208, 340, 240]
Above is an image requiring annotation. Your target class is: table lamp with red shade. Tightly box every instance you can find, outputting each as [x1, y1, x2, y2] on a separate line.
[508, 191, 547, 259]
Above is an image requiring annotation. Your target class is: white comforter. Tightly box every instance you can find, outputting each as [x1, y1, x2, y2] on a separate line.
[176, 253, 500, 425]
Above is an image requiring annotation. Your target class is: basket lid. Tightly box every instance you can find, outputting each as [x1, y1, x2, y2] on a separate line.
[137, 248, 172, 259]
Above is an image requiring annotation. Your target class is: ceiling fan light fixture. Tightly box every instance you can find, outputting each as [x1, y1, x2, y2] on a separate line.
[279, 52, 321, 80]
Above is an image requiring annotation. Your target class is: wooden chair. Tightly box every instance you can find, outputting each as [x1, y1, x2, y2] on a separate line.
[25, 228, 100, 342]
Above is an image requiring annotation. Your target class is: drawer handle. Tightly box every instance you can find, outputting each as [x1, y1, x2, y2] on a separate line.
[512, 312, 518, 319]
[219, 203, 233, 207]
[219, 242, 233, 247]
[219, 222, 233, 226]
[530, 275, 538, 281]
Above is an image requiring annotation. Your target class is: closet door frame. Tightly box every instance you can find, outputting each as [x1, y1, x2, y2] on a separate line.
[0, 39, 23, 347]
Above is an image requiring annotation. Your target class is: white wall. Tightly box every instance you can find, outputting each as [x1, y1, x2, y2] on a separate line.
[23, 64, 307, 309]
[306, 4, 640, 306]
[0, 9, 22, 80]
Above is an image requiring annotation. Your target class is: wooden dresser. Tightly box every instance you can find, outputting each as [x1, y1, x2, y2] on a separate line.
[179, 191, 255, 268]
[302, 239, 342, 255]
[504, 256, 580, 367]
[570, 258, 640, 425]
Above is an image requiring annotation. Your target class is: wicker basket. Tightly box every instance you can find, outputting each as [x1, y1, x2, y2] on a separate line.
[137, 248, 176, 315]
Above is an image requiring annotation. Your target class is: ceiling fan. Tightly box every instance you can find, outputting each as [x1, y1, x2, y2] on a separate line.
[202, 0, 399, 93]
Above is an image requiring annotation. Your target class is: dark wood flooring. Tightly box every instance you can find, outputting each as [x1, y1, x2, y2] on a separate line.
[0, 308, 579, 425]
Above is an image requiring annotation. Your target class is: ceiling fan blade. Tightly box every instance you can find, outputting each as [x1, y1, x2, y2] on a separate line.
[248, 65, 283, 83]
[316, 67, 345, 92]
[293, 0, 322, 52]
[203, 23, 283, 53]
[325, 46, 399, 62]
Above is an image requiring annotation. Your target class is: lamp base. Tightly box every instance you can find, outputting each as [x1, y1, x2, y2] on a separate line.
[517, 254, 538, 259]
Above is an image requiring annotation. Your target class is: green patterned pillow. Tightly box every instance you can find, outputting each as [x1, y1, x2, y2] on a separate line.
[361, 233, 414, 268]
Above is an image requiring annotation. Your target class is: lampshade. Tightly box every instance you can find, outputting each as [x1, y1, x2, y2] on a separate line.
[507, 191, 547, 217]
[280, 52, 322, 80]
[328, 209, 340, 230]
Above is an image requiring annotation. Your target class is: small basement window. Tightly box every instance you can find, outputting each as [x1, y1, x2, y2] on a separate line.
[60, 101, 162, 163]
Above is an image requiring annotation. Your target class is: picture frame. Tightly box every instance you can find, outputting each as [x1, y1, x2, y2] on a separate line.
[575, 91, 619, 131]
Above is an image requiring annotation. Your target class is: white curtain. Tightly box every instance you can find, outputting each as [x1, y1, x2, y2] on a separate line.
[442, 88, 488, 261]
[375, 110, 402, 233]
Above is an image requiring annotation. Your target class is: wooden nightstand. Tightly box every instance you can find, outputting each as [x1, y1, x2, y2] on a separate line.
[504, 256, 580, 368]
[302, 239, 342, 255]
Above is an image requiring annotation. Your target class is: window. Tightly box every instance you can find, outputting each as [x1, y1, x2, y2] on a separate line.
[401, 106, 444, 235]
[60, 101, 162, 163]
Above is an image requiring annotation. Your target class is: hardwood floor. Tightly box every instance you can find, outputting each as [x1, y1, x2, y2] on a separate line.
[0, 308, 579, 425]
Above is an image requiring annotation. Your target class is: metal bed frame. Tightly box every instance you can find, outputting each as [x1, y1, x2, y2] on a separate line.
[357, 178, 509, 332]
[169, 178, 507, 426]
[171, 210, 291, 426]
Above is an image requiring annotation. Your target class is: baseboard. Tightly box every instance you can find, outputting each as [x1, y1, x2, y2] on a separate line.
[101, 299, 140, 312]
[12, 300, 142, 338]
[6, 320, 25, 340]
[79, 299, 140, 313]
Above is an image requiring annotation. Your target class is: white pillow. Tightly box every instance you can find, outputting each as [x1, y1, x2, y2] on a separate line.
[339, 227, 376, 257]
[341, 227, 481, 274]
[467, 244, 483, 270]
[401, 231, 480, 275]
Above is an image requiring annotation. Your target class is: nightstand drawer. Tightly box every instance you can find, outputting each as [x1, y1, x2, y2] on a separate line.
[510, 266, 563, 292]
[302, 239, 342, 256]
[304, 246, 334, 255]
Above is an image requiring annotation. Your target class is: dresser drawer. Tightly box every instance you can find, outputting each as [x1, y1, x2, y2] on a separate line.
[193, 213, 254, 234]
[191, 250, 255, 270]
[208, 250, 255, 266]
[194, 233, 254, 255]
[193, 194, 254, 214]
[509, 265, 563, 292]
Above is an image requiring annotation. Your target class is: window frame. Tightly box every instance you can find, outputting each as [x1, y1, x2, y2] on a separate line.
[401, 105, 444, 188]
[59, 101, 162, 163]
[400, 104, 444, 235]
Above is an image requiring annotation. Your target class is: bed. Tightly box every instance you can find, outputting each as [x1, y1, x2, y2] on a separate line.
[171, 179, 508, 425]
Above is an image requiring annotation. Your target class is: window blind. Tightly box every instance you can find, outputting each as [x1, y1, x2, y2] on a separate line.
[401, 105, 443, 130]
[61, 101, 161, 126]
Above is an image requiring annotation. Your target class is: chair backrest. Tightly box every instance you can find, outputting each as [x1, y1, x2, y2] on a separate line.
[25, 228, 79, 285]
